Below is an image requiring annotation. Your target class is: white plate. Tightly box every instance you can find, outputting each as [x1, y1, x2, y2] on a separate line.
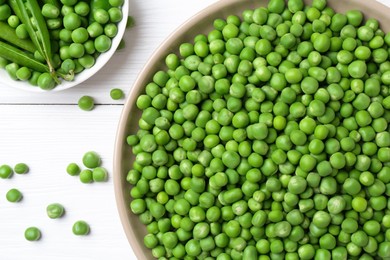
[0, 0, 129, 92]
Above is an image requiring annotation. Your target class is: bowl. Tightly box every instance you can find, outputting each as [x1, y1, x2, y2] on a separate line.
[0, 0, 129, 92]
[114, 0, 390, 259]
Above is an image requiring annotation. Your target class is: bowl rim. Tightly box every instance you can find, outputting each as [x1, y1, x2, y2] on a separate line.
[0, 0, 129, 92]
[113, 0, 390, 259]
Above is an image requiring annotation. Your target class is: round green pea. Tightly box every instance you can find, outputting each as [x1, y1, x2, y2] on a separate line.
[110, 88, 124, 100]
[0, 164, 13, 178]
[63, 13, 81, 30]
[93, 9, 110, 24]
[348, 60, 367, 79]
[78, 96, 94, 111]
[24, 227, 41, 241]
[94, 35, 112, 53]
[92, 167, 108, 182]
[46, 203, 65, 219]
[14, 163, 29, 174]
[82, 151, 101, 168]
[79, 169, 93, 183]
[6, 188, 22, 202]
[71, 28, 89, 43]
[66, 163, 80, 176]
[16, 67, 31, 81]
[72, 220, 90, 235]
[37, 73, 56, 90]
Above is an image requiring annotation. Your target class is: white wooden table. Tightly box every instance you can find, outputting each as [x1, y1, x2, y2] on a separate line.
[0, 1, 217, 259]
[1, 0, 390, 259]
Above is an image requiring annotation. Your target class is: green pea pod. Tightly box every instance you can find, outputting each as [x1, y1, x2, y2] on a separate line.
[11, 0, 56, 75]
[0, 22, 36, 53]
[0, 41, 49, 73]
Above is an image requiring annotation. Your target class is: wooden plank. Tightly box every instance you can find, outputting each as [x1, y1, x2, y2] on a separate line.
[0, 105, 134, 259]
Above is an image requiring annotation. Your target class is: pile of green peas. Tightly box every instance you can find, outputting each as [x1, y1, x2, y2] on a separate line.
[57, 0, 123, 73]
[126, 0, 390, 259]
[0, 0, 123, 89]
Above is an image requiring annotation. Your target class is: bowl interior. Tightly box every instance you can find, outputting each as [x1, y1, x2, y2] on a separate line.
[114, 0, 390, 259]
[0, 0, 129, 92]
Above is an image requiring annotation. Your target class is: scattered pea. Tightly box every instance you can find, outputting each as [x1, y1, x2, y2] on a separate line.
[6, 188, 22, 202]
[79, 169, 93, 183]
[24, 227, 41, 241]
[72, 220, 90, 235]
[92, 167, 108, 182]
[82, 151, 101, 168]
[78, 96, 95, 111]
[46, 203, 65, 219]
[66, 162, 80, 176]
[0, 164, 13, 178]
[14, 163, 29, 174]
[110, 88, 124, 100]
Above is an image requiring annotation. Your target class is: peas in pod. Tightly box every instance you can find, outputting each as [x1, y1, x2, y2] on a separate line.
[0, 0, 124, 90]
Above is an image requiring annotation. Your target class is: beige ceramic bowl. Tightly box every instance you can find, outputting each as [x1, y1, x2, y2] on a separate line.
[114, 0, 390, 259]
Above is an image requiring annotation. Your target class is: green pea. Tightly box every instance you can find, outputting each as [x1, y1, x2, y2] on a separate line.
[94, 35, 112, 52]
[348, 60, 367, 79]
[78, 96, 95, 111]
[24, 227, 41, 241]
[313, 34, 330, 52]
[108, 7, 122, 23]
[46, 203, 65, 219]
[0, 164, 13, 179]
[14, 163, 29, 174]
[15, 24, 29, 39]
[87, 22, 103, 37]
[79, 169, 93, 183]
[72, 220, 90, 235]
[81, 151, 100, 168]
[92, 167, 108, 182]
[15, 67, 31, 81]
[358, 26, 374, 41]
[66, 163, 80, 176]
[6, 188, 22, 202]
[63, 13, 81, 30]
[37, 73, 56, 90]
[346, 10, 363, 27]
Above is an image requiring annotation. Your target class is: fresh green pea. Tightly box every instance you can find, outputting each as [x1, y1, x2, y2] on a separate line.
[72, 220, 90, 235]
[78, 96, 94, 111]
[46, 203, 65, 219]
[6, 188, 22, 202]
[24, 227, 41, 241]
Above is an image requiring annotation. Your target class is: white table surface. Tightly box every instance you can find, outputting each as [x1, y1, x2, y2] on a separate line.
[1, 0, 390, 259]
[0, 1, 217, 259]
